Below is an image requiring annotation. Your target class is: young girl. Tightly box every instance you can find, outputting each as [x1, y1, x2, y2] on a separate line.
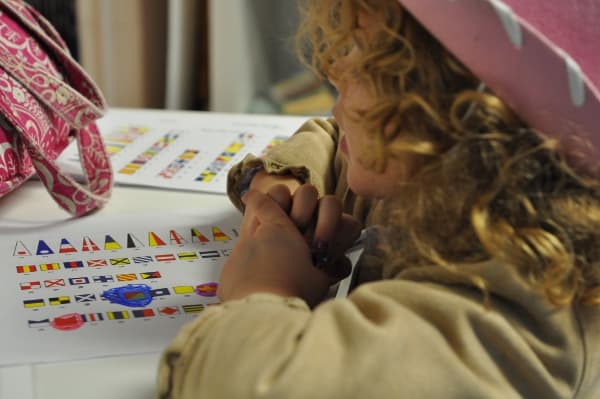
[157, 0, 600, 397]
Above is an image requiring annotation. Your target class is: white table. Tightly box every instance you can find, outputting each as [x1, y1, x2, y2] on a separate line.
[0, 180, 232, 399]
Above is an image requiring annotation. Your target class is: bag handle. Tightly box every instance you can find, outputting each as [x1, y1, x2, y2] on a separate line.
[0, 74, 112, 216]
[0, 0, 107, 128]
[0, 1, 113, 216]
[22, 124, 113, 216]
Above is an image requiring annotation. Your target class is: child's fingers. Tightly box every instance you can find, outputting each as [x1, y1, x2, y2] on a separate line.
[313, 212, 361, 269]
[290, 184, 319, 230]
[312, 195, 342, 246]
[241, 189, 296, 236]
[310, 196, 343, 267]
[265, 184, 292, 214]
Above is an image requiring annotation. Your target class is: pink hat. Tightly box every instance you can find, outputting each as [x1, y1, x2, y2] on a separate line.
[398, 0, 600, 174]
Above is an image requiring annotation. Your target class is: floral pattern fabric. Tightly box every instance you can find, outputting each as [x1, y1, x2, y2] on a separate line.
[0, 0, 111, 216]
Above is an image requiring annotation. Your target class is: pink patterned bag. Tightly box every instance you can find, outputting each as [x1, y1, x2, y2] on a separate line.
[0, 0, 112, 216]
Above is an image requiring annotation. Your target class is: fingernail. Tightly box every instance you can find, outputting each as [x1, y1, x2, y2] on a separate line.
[311, 241, 329, 269]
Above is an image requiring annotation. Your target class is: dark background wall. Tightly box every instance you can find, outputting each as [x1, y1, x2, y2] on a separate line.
[25, 0, 79, 60]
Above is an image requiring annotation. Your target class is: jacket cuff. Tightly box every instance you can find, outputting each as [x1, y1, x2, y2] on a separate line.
[227, 154, 311, 212]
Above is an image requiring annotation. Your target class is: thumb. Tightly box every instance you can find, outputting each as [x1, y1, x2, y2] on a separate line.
[241, 189, 297, 235]
[265, 184, 292, 213]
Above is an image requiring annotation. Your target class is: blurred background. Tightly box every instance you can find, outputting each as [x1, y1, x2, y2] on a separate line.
[26, 0, 334, 116]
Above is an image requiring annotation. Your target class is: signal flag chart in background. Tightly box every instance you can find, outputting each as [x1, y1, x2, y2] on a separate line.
[0, 208, 242, 367]
[56, 108, 308, 194]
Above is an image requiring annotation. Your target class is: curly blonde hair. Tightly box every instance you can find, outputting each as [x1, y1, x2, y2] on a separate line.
[296, 0, 600, 306]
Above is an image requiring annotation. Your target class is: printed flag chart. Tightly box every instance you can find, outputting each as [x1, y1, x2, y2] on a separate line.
[56, 108, 308, 194]
[0, 208, 243, 366]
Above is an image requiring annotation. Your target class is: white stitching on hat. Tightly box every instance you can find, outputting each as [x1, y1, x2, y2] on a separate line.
[462, 82, 487, 121]
[490, 0, 522, 49]
[565, 56, 586, 107]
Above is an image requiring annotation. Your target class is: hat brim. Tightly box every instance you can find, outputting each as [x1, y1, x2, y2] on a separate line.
[398, 0, 600, 171]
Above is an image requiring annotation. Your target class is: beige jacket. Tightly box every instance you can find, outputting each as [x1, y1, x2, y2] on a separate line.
[157, 118, 600, 399]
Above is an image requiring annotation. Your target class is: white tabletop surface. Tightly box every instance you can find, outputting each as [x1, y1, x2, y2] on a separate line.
[0, 180, 233, 399]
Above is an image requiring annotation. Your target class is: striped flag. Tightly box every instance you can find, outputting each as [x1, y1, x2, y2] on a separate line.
[177, 251, 198, 260]
[119, 164, 141, 175]
[81, 236, 100, 252]
[20, 281, 41, 290]
[133, 256, 153, 264]
[179, 149, 198, 160]
[81, 312, 104, 322]
[182, 304, 205, 313]
[119, 164, 140, 175]
[195, 171, 216, 182]
[155, 253, 176, 262]
[40, 262, 60, 271]
[23, 298, 45, 308]
[63, 260, 84, 269]
[107, 310, 130, 320]
[28, 318, 51, 328]
[198, 250, 220, 259]
[116, 273, 137, 282]
[59, 238, 77, 254]
[16, 265, 36, 273]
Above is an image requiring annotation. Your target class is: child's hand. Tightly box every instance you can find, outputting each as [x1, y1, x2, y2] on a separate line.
[273, 184, 361, 276]
[249, 170, 302, 197]
[249, 173, 362, 271]
[217, 188, 360, 307]
[255, 182, 361, 281]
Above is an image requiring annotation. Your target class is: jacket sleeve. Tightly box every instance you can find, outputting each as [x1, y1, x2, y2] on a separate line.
[156, 278, 582, 399]
[226, 116, 380, 228]
[227, 118, 340, 212]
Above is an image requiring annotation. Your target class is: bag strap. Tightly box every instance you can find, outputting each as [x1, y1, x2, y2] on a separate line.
[22, 123, 113, 216]
[0, 68, 112, 215]
[0, 0, 106, 128]
[0, 1, 112, 216]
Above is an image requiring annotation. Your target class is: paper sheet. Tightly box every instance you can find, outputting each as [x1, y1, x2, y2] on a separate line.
[56, 109, 308, 194]
[1, 208, 241, 366]
[1, 207, 361, 366]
